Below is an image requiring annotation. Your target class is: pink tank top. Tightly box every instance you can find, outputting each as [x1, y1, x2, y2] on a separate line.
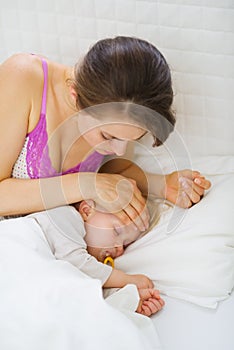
[12, 58, 104, 179]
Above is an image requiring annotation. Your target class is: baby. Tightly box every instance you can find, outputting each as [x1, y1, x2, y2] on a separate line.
[28, 201, 165, 316]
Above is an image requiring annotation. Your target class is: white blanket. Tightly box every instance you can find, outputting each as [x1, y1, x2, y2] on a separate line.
[0, 218, 161, 350]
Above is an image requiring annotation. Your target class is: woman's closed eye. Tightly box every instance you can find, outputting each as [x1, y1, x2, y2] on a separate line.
[101, 132, 112, 140]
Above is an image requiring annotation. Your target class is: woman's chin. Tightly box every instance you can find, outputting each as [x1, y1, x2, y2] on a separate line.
[96, 149, 115, 155]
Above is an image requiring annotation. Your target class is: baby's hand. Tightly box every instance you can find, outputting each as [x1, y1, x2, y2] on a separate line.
[136, 288, 165, 317]
[127, 274, 154, 289]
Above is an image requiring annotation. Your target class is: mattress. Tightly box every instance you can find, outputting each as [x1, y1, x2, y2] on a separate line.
[152, 292, 234, 350]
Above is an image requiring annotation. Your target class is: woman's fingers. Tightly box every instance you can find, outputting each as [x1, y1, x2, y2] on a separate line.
[94, 173, 149, 231]
[179, 176, 211, 206]
[179, 191, 193, 208]
[165, 170, 211, 208]
[114, 209, 141, 233]
[113, 202, 148, 233]
[113, 178, 149, 232]
[126, 179, 150, 229]
[179, 178, 201, 204]
[194, 176, 211, 190]
[129, 195, 149, 228]
[180, 170, 212, 190]
[122, 204, 147, 232]
[179, 177, 204, 196]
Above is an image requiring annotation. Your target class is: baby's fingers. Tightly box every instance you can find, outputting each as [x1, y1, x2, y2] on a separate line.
[142, 299, 163, 315]
[141, 302, 156, 316]
[151, 297, 165, 307]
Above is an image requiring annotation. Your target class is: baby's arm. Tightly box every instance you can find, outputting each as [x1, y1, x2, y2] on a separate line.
[28, 207, 113, 285]
[28, 207, 155, 289]
[105, 285, 165, 317]
[103, 268, 154, 289]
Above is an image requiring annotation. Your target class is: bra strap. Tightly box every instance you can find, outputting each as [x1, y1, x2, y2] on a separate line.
[40, 58, 48, 116]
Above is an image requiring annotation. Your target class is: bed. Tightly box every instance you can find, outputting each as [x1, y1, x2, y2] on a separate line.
[115, 163, 234, 350]
[1, 0, 234, 349]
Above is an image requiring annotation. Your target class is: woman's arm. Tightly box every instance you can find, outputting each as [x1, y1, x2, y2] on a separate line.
[0, 170, 119, 216]
[99, 158, 211, 208]
[0, 55, 149, 231]
[0, 171, 149, 236]
[0, 55, 36, 182]
[118, 160, 166, 198]
[0, 55, 91, 216]
[0, 174, 84, 216]
[99, 158, 164, 197]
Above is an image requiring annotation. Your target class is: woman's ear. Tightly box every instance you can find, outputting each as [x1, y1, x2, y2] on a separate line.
[70, 86, 77, 102]
[78, 200, 95, 221]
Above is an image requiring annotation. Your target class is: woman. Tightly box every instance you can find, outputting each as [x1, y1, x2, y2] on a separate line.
[0, 36, 210, 230]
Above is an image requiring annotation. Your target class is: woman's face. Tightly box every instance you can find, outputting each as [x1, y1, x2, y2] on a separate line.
[81, 121, 147, 156]
[96, 124, 147, 156]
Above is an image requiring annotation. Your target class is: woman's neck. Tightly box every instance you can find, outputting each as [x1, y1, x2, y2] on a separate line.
[49, 62, 78, 123]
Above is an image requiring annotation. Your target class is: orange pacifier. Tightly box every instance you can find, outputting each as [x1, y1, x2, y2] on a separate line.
[103, 256, 115, 268]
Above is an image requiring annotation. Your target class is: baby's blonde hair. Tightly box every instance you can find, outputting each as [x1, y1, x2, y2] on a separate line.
[139, 195, 173, 238]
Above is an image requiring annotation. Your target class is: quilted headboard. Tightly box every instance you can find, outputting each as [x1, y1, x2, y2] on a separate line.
[1, 0, 234, 160]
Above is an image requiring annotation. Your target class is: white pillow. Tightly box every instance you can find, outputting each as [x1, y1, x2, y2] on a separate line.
[115, 173, 234, 308]
[133, 134, 234, 175]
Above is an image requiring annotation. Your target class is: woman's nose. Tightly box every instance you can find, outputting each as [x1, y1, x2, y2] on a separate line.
[111, 139, 128, 156]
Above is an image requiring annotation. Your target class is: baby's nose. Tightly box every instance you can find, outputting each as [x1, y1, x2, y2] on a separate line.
[115, 246, 124, 257]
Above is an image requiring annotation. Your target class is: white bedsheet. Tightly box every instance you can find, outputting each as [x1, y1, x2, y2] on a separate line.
[152, 292, 234, 350]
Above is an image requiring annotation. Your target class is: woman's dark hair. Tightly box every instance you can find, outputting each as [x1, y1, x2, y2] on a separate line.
[73, 36, 176, 146]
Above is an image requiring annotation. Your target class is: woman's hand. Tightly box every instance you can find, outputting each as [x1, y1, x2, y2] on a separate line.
[165, 170, 211, 208]
[81, 172, 149, 233]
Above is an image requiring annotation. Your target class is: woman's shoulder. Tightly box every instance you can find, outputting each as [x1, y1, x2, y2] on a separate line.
[1, 53, 45, 82]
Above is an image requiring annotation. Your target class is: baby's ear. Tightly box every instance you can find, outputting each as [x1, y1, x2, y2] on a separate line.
[79, 200, 95, 221]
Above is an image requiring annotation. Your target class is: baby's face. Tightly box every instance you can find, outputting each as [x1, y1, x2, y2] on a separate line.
[77, 201, 141, 262]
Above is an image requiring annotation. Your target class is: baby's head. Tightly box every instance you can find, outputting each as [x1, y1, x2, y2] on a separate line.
[76, 200, 142, 262]
[75, 197, 164, 263]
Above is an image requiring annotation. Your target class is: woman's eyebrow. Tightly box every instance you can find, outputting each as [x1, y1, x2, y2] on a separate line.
[106, 131, 148, 141]
[134, 131, 148, 140]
